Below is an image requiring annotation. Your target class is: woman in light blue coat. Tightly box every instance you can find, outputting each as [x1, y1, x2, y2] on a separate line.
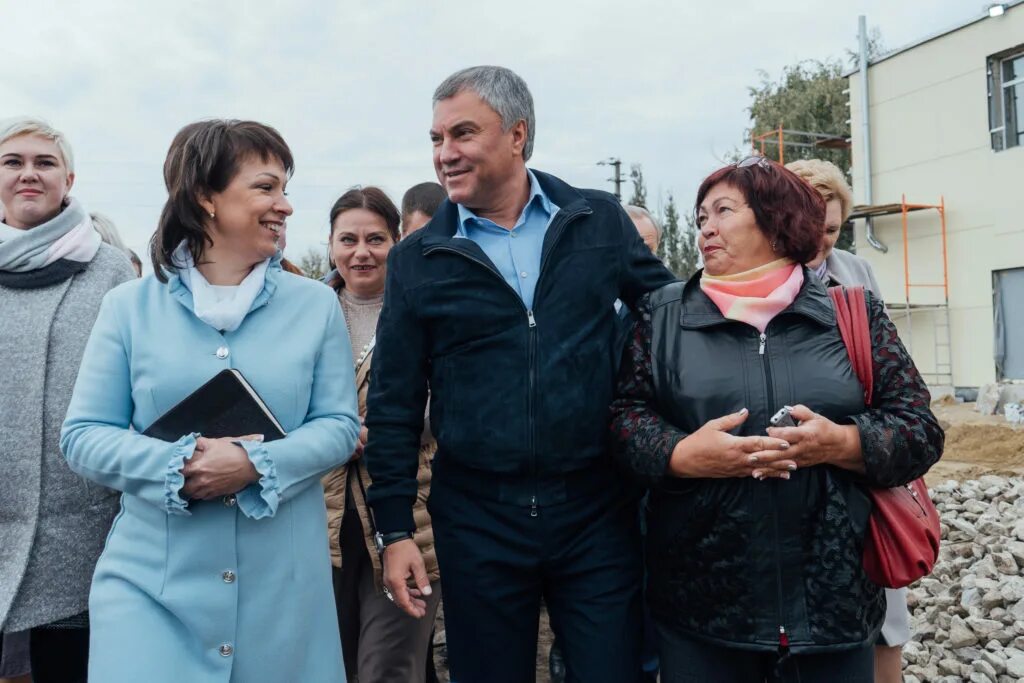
[61, 120, 360, 682]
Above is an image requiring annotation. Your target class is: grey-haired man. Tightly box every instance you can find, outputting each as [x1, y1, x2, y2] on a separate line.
[365, 65, 675, 682]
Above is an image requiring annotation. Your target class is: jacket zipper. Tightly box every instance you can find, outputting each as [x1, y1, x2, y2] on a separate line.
[423, 208, 585, 518]
[759, 330, 788, 648]
[523, 207, 587, 514]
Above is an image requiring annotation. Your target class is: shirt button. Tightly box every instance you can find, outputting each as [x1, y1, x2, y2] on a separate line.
[520, 271, 528, 278]
[219, 644, 233, 657]
[223, 494, 236, 507]
[216, 346, 229, 359]
[222, 570, 236, 583]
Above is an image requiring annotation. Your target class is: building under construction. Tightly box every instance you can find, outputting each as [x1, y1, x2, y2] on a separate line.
[845, 2, 1024, 393]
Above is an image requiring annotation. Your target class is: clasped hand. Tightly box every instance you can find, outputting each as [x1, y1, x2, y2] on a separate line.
[668, 405, 859, 481]
[181, 435, 263, 500]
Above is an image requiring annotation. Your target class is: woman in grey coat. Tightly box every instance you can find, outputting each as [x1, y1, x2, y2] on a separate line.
[787, 158, 910, 683]
[0, 117, 134, 683]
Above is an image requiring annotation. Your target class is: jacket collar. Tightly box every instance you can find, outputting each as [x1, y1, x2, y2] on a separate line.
[679, 265, 836, 330]
[165, 250, 283, 317]
[419, 168, 590, 254]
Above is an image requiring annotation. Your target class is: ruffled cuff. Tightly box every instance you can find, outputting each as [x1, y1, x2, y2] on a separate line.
[235, 440, 280, 520]
[165, 433, 199, 516]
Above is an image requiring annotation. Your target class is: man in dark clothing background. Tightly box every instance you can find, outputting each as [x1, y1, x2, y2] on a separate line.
[364, 65, 675, 683]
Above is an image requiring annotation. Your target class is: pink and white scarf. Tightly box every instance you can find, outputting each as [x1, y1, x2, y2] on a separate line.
[699, 258, 804, 332]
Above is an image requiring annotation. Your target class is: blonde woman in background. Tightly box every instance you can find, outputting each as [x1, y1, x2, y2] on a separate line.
[0, 117, 135, 683]
[786, 158, 910, 683]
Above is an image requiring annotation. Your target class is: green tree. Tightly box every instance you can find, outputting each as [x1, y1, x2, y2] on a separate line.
[744, 33, 886, 253]
[299, 245, 329, 281]
[677, 213, 700, 280]
[658, 192, 678, 267]
[628, 163, 648, 208]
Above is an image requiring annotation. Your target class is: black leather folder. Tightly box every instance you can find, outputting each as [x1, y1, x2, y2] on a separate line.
[142, 369, 286, 442]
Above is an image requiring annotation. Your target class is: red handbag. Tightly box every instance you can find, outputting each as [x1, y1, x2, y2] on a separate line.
[828, 286, 941, 589]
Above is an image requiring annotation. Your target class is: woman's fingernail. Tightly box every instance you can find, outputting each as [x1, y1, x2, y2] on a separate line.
[784, 405, 794, 411]
[781, 472, 791, 480]
[739, 408, 749, 415]
[748, 455, 759, 463]
[753, 471, 764, 480]
[779, 442, 790, 450]
[788, 464, 797, 471]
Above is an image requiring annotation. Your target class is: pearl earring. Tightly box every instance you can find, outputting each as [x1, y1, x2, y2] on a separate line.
[209, 211, 215, 219]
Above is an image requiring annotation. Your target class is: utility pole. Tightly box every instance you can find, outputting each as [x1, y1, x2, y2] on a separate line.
[597, 157, 623, 200]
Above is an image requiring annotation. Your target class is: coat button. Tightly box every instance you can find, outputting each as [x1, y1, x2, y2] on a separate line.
[216, 346, 229, 359]
[219, 643, 233, 657]
[222, 570, 236, 583]
[223, 494, 236, 507]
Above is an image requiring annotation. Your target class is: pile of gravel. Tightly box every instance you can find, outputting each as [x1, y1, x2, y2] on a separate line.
[903, 475, 1024, 683]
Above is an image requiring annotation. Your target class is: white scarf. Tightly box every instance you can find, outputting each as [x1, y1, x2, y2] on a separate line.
[171, 242, 269, 332]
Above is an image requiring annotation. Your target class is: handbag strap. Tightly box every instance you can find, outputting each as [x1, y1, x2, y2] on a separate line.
[828, 286, 874, 406]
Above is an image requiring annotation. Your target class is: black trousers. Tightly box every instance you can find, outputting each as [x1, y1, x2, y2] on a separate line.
[655, 624, 874, 683]
[0, 625, 89, 683]
[428, 471, 643, 683]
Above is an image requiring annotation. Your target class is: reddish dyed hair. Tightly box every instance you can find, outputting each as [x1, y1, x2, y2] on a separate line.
[694, 158, 825, 264]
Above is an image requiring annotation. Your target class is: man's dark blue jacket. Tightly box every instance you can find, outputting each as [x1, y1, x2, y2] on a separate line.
[365, 170, 675, 533]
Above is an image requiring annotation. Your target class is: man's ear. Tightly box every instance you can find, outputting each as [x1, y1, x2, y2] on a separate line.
[510, 119, 528, 158]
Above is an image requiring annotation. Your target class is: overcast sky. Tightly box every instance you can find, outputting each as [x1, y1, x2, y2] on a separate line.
[2, 0, 975, 267]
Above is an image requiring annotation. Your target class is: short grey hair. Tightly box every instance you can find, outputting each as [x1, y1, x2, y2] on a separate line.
[433, 66, 536, 161]
[90, 212, 127, 251]
[0, 117, 75, 175]
[624, 204, 663, 239]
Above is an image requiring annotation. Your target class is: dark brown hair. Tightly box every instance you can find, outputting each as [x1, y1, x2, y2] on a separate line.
[695, 158, 825, 264]
[400, 182, 447, 223]
[150, 119, 294, 282]
[326, 186, 400, 289]
[329, 186, 400, 244]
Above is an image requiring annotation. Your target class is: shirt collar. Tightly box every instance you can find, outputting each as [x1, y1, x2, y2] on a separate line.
[456, 169, 554, 236]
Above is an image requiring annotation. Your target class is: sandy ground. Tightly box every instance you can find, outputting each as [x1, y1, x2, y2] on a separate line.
[434, 401, 1024, 681]
[926, 400, 1024, 484]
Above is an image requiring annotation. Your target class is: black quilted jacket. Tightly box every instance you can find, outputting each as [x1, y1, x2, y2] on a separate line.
[610, 270, 943, 653]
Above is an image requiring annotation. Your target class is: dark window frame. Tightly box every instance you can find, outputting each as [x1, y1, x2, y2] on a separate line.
[989, 44, 1024, 151]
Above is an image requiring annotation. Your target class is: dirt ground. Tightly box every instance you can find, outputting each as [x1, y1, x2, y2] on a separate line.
[434, 401, 1024, 681]
[926, 400, 1024, 484]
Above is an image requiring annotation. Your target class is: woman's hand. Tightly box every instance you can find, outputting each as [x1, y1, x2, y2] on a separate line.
[763, 404, 865, 474]
[668, 408, 795, 480]
[181, 435, 263, 500]
[350, 424, 369, 461]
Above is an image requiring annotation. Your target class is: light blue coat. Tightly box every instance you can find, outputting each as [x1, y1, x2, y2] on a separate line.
[61, 259, 359, 683]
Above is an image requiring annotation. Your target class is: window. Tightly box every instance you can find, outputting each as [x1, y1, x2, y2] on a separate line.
[989, 45, 1024, 151]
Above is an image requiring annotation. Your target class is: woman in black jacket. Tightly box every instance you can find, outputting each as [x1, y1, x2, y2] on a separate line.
[610, 156, 943, 682]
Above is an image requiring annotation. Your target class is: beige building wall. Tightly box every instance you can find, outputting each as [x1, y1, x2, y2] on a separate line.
[848, 6, 1024, 388]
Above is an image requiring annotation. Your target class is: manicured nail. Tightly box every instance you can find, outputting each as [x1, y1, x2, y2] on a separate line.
[781, 472, 791, 480]
[784, 405, 794, 411]
[788, 464, 797, 471]
[749, 455, 759, 463]
[753, 471, 764, 480]
[422, 585, 433, 596]
[739, 408, 749, 415]
[779, 442, 790, 450]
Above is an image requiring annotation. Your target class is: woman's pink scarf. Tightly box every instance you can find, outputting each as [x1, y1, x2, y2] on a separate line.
[699, 259, 804, 332]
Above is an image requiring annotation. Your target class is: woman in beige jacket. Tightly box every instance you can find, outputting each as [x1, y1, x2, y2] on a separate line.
[321, 186, 441, 683]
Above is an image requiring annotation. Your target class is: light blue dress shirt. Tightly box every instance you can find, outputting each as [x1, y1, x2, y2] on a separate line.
[455, 170, 559, 309]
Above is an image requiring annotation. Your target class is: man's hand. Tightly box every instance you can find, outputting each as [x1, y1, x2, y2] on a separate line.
[382, 538, 431, 618]
[181, 435, 262, 500]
